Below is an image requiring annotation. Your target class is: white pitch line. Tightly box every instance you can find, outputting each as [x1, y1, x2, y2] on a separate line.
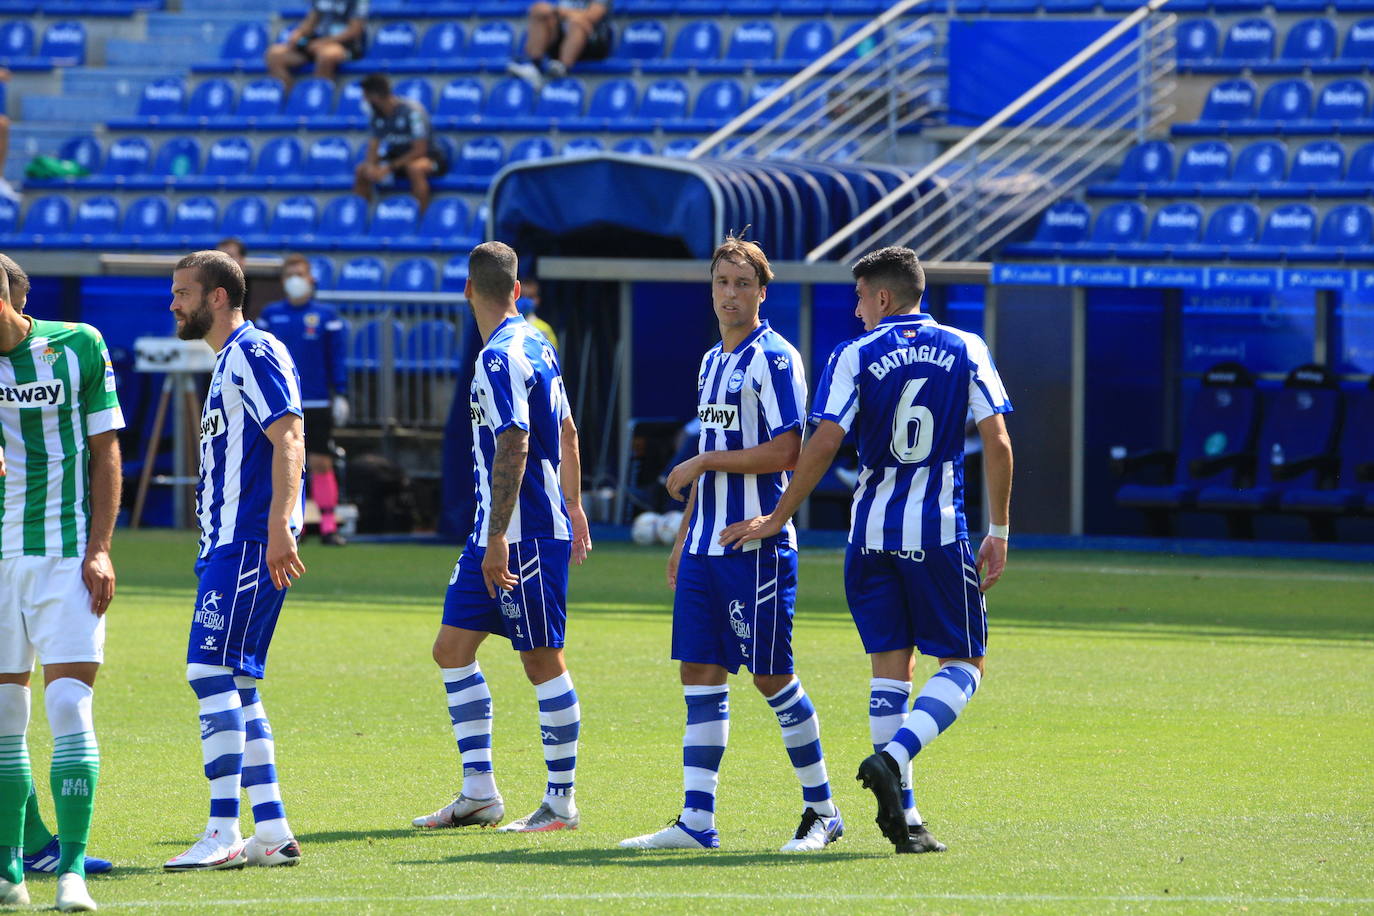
[1012, 563, 1374, 584]
[95, 891, 1374, 909]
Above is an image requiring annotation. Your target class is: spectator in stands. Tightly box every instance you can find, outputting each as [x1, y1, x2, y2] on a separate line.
[216, 237, 247, 270]
[516, 276, 558, 352]
[265, 0, 369, 88]
[353, 73, 446, 213]
[256, 254, 351, 546]
[0, 69, 17, 203]
[507, 0, 614, 88]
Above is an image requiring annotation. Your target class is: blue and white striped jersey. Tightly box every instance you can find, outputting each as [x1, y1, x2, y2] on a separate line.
[686, 321, 806, 556]
[811, 313, 1011, 552]
[197, 322, 305, 558]
[468, 315, 571, 548]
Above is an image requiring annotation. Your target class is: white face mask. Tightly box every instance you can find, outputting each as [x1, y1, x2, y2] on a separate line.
[283, 275, 312, 301]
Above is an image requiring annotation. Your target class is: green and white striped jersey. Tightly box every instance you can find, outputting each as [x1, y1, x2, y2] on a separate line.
[0, 318, 124, 559]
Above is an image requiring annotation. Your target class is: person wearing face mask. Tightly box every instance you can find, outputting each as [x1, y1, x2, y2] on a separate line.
[257, 255, 350, 546]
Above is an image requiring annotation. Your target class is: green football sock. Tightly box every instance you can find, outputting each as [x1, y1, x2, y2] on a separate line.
[22, 784, 54, 856]
[50, 732, 99, 877]
[0, 735, 31, 885]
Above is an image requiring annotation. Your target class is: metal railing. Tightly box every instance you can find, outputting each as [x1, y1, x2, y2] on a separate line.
[804, 0, 1177, 263]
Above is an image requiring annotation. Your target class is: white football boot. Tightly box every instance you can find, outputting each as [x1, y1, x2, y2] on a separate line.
[245, 835, 301, 867]
[619, 818, 720, 849]
[55, 872, 98, 912]
[411, 793, 505, 829]
[163, 830, 247, 871]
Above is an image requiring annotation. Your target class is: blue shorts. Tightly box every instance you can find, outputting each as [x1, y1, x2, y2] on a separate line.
[189, 541, 288, 679]
[443, 538, 570, 651]
[672, 544, 797, 676]
[844, 540, 987, 660]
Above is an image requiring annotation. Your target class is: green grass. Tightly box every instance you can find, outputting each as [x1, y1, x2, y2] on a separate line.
[11, 532, 1374, 914]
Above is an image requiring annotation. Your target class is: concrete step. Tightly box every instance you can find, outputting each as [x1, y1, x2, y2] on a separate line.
[105, 37, 205, 67]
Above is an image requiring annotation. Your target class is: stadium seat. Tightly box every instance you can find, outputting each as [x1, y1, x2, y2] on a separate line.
[483, 77, 536, 119]
[1177, 202, 1260, 258]
[436, 78, 484, 123]
[219, 22, 267, 64]
[510, 137, 555, 162]
[616, 19, 664, 59]
[467, 21, 514, 61]
[69, 195, 119, 241]
[1313, 203, 1374, 255]
[440, 253, 469, 292]
[1279, 378, 1374, 523]
[1343, 141, 1374, 194]
[669, 22, 721, 62]
[417, 21, 464, 63]
[693, 79, 744, 126]
[40, 21, 85, 65]
[1114, 362, 1261, 536]
[339, 255, 385, 290]
[1289, 139, 1345, 187]
[535, 78, 585, 121]
[1229, 140, 1287, 189]
[371, 21, 418, 60]
[307, 254, 334, 289]
[1114, 139, 1173, 190]
[783, 20, 833, 64]
[456, 136, 505, 177]
[137, 78, 186, 120]
[350, 318, 404, 372]
[471, 202, 488, 242]
[1195, 364, 1341, 536]
[21, 195, 70, 238]
[585, 78, 637, 126]
[0, 198, 15, 236]
[1177, 18, 1218, 62]
[1171, 140, 1232, 192]
[1281, 17, 1337, 62]
[237, 78, 285, 119]
[388, 256, 437, 291]
[405, 320, 459, 373]
[1313, 79, 1370, 121]
[1199, 79, 1258, 124]
[59, 136, 101, 174]
[638, 78, 690, 122]
[614, 137, 655, 156]
[370, 194, 421, 240]
[187, 78, 235, 123]
[149, 136, 200, 181]
[122, 195, 168, 240]
[170, 195, 218, 242]
[725, 20, 776, 62]
[282, 78, 334, 121]
[0, 21, 34, 58]
[202, 137, 253, 181]
[1119, 202, 1204, 258]
[395, 77, 434, 112]
[1003, 199, 1094, 256]
[220, 195, 269, 238]
[418, 196, 473, 245]
[1343, 19, 1374, 61]
[1220, 18, 1275, 62]
[100, 137, 151, 177]
[562, 137, 604, 156]
[334, 79, 367, 123]
[271, 195, 319, 240]
[305, 137, 354, 178]
[255, 137, 304, 180]
[1073, 201, 1147, 255]
[1256, 79, 1313, 128]
[318, 194, 368, 238]
[1241, 203, 1318, 258]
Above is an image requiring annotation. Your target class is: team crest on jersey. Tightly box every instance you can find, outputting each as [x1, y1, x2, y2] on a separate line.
[698, 403, 740, 431]
[200, 407, 227, 442]
[727, 369, 746, 393]
[487, 358, 502, 374]
[250, 341, 270, 358]
[0, 380, 66, 407]
[304, 312, 320, 328]
[728, 599, 751, 639]
[39, 347, 59, 366]
[773, 354, 789, 371]
[210, 371, 224, 397]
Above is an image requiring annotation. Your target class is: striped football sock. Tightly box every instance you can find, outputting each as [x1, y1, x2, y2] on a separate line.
[870, 677, 921, 825]
[188, 663, 244, 841]
[22, 784, 53, 857]
[235, 676, 291, 844]
[882, 662, 981, 770]
[442, 663, 496, 799]
[535, 672, 579, 818]
[680, 685, 729, 832]
[765, 679, 835, 817]
[45, 678, 99, 877]
[0, 685, 32, 885]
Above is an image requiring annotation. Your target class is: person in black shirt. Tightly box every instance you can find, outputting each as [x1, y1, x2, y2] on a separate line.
[266, 0, 369, 87]
[353, 73, 447, 212]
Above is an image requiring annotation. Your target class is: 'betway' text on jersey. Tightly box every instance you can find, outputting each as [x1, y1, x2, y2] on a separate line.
[812, 313, 1011, 552]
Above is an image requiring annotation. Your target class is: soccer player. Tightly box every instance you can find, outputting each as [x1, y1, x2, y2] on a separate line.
[411, 241, 592, 834]
[720, 246, 1013, 854]
[163, 250, 308, 871]
[0, 252, 122, 911]
[257, 254, 349, 546]
[619, 236, 843, 854]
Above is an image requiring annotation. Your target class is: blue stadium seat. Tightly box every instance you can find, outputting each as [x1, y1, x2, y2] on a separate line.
[1177, 18, 1218, 62]
[616, 19, 664, 59]
[783, 20, 833, 63]
[535, 78, 585, 120]
[440, 254, 469, 292]
[1343, 19, 1374, 60]
[456, 136, 505, 177]
[307, 254, 334, 290]
[467, 21, 514, 61]
[436, 78, 483, 122]
[1248, 203, 1318, 256]
[471, 202, 488, 242]
[334, 79, 367, 122]
[393, 77, 434, 113]
[614, 137, 655, 156]
[187, 78, 235, 122]
[669, 21, 721, 62]
[338, 255, 385, 290]
[1282, 17, 1337, 61]
[693, 79, 744, 125]
[1177, 202, 1260, 258]
[1289, 139, 1345, 186]
[1230, 140, 1286, 188]
[417, 21, 464, 62]
[388, 256, 437, 291]
[1118, 139, 1174, 188]
[726, 20, 776, 62]
[137, 78, 186, 119]
[203, 137, 252, 180]
[1344, 141, 1374, 194]
[1256, 79, 1312, 127]
[100, 137, 151, 177]
[151, 136, 200, 178]
[1220, 18, 1275, 62]
[483, 77, 536, 119]
[1073, 201, 1146, 255]
[271, 195, 319, 239]
[122, 195, 168, 239]
[371, 21, 418, 60]
[1281, 378, 1374, 522]
[1119, 202, 1204, 258]
[21, 195, 70, 237]
[585, 78, 637, 125]
[1313, 78, 1370, 121]
[1199, 79, 1258, 124]
[305, 137, 353, 177]
[662, 138, 699, 158]
[69, 195, 119, 240]
[221, 195, 269, 238]
[59, 136, 101, 173]
[170, 195, 218, 241]
[1114, 362, 1261, 534]
[237, 78, 284, 119]
[1003, 199, 1092, 255]
[1172, 140, 1232, 191]
[562, 137, 604, 157]
[638, 78, 690, 121]
[256, 137, 303, 179]
[350, 319, 404, 372]
[370, 194, 420, 239]
[1319, 203, 1374, 250]
[510, 137, 555, 162]
[40, 21, 85, 64]
[418, 197, 473, 245]
[283, 78, 334, 120]
[0, 21, 34, 58]
[405, 320, 459, 372]
[318, 194, 368, 238]
[0, 198, 16, 236]
[219, 22, 268, 63]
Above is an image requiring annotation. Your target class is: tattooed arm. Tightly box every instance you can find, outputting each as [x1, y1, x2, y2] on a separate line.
[480, 426, 530, 598]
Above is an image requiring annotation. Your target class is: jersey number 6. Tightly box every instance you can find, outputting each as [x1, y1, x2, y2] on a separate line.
[890, 377, 934, 464]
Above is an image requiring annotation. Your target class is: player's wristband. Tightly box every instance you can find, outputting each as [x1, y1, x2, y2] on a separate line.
[987, 523, 1009, 540]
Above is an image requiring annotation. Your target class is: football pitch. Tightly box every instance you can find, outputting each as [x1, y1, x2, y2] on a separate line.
[14, 531, 1372, 914]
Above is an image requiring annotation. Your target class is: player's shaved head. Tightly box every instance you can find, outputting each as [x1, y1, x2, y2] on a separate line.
[468, 241, 519, 305]
[0, 252, 26, 309]
[176, 249, 246, 311]
[851, 246, 925, 308]
[711, 234, 774, 287]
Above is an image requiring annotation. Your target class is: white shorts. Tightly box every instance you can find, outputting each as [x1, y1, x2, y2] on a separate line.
[0, 556, 105, 672]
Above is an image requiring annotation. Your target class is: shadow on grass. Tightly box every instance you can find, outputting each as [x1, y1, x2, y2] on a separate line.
[296, 827, 417, 845]
[397, 847, 886, 869]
